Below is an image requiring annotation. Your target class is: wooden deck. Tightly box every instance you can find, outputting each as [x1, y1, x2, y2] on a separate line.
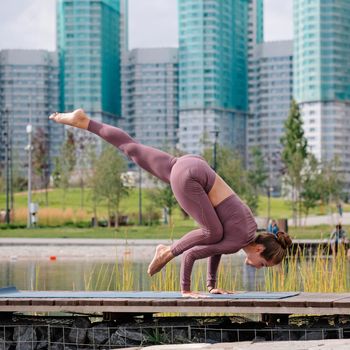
[0, 292, 350, 316]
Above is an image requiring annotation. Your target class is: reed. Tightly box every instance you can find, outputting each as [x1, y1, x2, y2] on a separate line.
[13, 207, 91, 226]
[264, 244, 349, 293]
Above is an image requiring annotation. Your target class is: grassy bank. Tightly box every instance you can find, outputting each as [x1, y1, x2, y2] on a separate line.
[1, 187, 348, 220]
[0, 224, 344, 240]
[0, 187, 347, 239]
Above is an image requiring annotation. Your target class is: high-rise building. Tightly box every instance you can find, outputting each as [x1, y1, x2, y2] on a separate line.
[178, 0, 250, 155]
[248, 0, 264, 53]
[57, 0, 121, 125]
[247, 41, 293, 194]
[121, 48, 179, 150]
[119, 0, 129, 57]
[294, 0, 350, 191]
[0, 49, 61, 175]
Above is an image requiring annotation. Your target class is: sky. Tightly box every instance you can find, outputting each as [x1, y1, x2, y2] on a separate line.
[0, 0, 293, 51]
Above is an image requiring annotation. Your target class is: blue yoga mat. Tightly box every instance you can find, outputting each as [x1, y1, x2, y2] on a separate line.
[0, 287, 298, 299]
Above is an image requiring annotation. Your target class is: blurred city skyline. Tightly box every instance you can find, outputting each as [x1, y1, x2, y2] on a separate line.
[0, 0, 293, 51]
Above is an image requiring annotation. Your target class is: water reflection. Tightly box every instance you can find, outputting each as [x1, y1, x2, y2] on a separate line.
[0, 256, 265, 292]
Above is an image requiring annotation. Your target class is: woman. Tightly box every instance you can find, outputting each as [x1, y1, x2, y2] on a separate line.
[50, 109, 292, 298]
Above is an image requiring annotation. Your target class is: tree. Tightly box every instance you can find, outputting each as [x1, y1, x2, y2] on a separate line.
[85, 140, 98, 224]
[157, 185, 178, 226]
[247, 147, 268, 214]
[57, 130, 76, 209]
[280, 100, 308, 226]
[75, 132, 96, 209]
[247, 147, 268, 195]
[0, 172, 3, 193]
[300, 154, 321, 222]
[32, 127, 50, 206]
[203, 146, 259, 214]
[318, 158, 343, 213]
[91, 144, 128, 226]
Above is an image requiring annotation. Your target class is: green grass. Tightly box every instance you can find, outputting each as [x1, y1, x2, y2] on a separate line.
[2, 187, 348, 218]
[0, 187, 150, 216]
[0, 224, 196, 239]
[0, 223, 344, 240]
[0, 187, 348, 239]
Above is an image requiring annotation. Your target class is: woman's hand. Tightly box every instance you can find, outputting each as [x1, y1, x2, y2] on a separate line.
[181, 291, 208, 298]
[208, 288, 235, 294]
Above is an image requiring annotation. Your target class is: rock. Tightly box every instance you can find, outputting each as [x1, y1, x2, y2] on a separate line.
[192, 329, 230, 344]
[299, 330, 326, 341]
[35, 326, 48, 350]
[273, 329, 299, 341]
[170, 329, 190, 343]
[0, 337, 11, 350]
[50, 338, 64, 350]
[109, 328, 148, 346]
[72, 317, 91, 329]
[13, 326, 37, 350]
[252, 336, 267, 342]
[87, 324, 110, 345]
[109, 332, 127, 347]
[115, 328, 148, 343]
[68, 327, 87, 345]
[67, 317, 91, 344]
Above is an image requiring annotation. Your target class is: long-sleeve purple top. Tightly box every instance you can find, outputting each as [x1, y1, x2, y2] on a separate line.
[180, 193, 257, 291]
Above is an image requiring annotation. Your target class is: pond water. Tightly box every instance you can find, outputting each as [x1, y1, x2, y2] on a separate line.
[0, 256, 265, 292]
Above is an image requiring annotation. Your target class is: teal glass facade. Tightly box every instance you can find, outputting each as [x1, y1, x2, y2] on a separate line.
[294, 0, 350, 103]
[178, 0, 249, 111]
[255, 0, 264, 44]
[57, 0, 121, 121]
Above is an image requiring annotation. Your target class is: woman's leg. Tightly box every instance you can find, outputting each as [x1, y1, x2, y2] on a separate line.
[87, 119, 176, 183]
[50, 109, 176, 183]
[148, 157, 223, 275]
[169, 158, 223, 255]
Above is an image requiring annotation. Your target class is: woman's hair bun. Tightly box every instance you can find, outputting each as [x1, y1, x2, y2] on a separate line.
[276, 231, 292, 249]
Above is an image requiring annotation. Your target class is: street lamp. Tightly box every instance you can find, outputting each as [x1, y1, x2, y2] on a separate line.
[138, 167, 142, 225]
[26, 124, 33, 228]
[3, 108, 11, 224]
[211, 130, 219, 171]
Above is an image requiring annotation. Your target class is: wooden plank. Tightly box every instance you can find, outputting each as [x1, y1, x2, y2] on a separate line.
[101, 299, 128, 307]
[31, 299, 55, 306]
[226, 300, 255, 307]
[53, 299, 79, 306]
[332, 297, 350, 308]
[201, 300, 228, 307]
[176, 299, 202, 307]
[151, 299, 177, 307]
[77, 299, 103, 306]
[6, 299, 32, 306]
[279, 293, 350, 308]
[0, 292, 349, 316]
[127, 299, 152, 307]
[252, 300, 283, 308]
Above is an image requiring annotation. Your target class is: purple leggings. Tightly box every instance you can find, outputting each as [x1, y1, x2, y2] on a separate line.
[88, 120, 223, 256]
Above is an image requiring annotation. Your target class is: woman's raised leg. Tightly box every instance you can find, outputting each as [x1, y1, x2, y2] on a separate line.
[49, 109, 176, 183]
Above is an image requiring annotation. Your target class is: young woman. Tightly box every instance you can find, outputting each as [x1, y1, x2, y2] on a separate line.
[50, 109, 292, 298]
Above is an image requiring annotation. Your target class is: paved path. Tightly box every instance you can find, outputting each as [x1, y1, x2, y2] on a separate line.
[0, 238, 331, 261]
[119, 339, 350, 350]
[289, 212, 350, 226]
[0, 238, 174, 261]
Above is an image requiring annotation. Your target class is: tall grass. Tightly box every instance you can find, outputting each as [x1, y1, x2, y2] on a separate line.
[27, 244, 349, 294]
[264, 245, 349, 293]
[13, 207, 91, 226]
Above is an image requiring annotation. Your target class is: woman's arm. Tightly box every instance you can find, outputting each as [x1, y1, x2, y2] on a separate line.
[180, 242, 232, 296]
[207, 254, 222, 290]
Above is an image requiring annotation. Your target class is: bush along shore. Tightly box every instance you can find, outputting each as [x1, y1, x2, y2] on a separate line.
[0, 314, 350, 349]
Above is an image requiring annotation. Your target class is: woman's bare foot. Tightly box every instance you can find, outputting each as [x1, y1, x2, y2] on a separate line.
[147, 244, 174, 276]
[49, 109, 89, 129]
